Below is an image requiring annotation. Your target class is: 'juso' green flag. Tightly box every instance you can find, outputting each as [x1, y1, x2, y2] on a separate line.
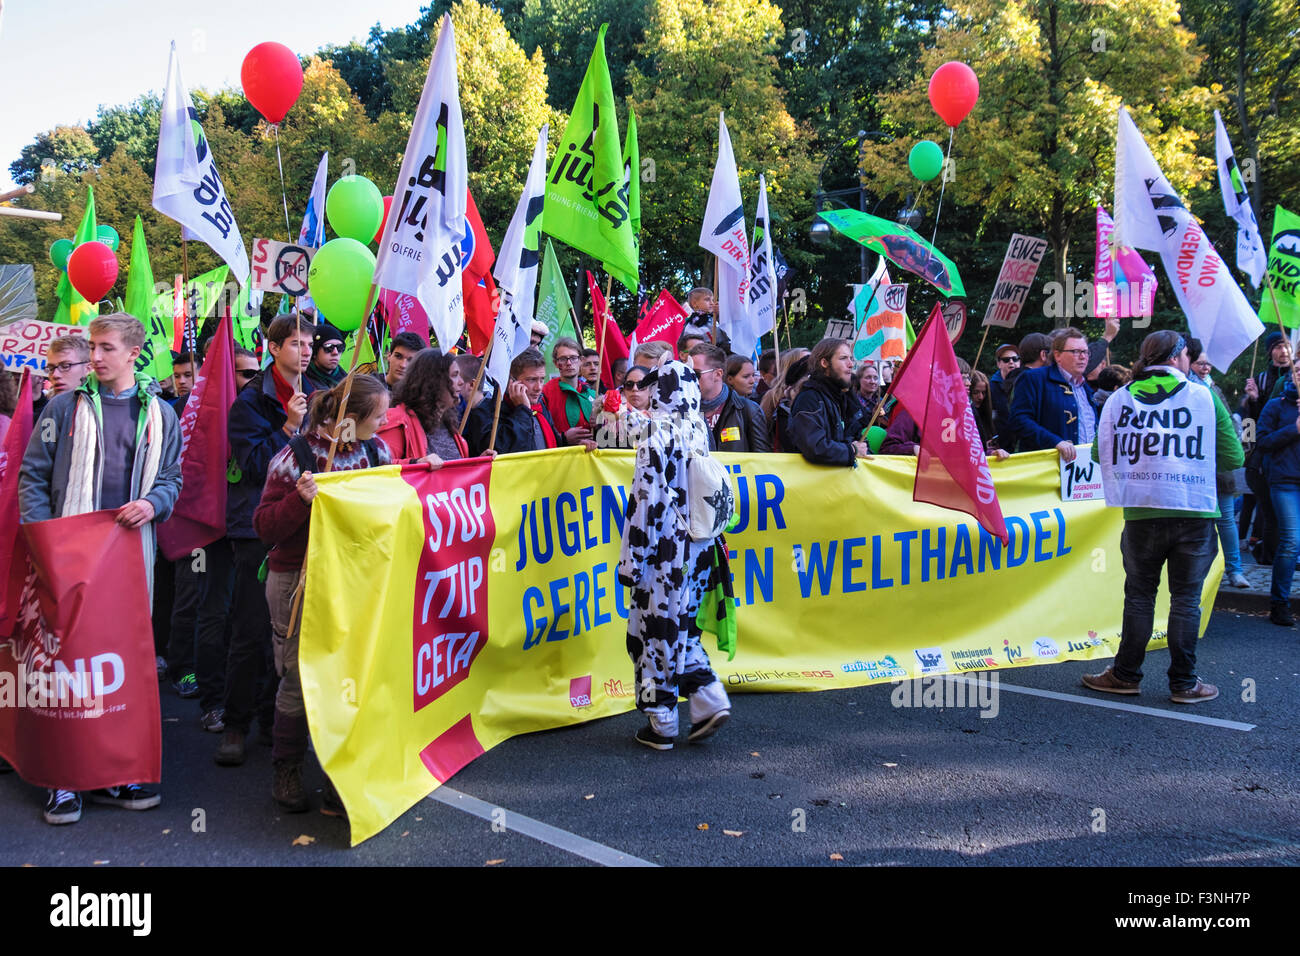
[535, 239, 579, 376]
[1258, 205, 1300, 329]
[544, 23, 638, 293]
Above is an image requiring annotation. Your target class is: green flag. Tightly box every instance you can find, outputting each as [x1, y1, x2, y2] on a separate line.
[188, 265, 230, 337]
[231, 281, 263, 352]
[818, 208, 966, 299]
[55, 185, 99, 325]
[341, 323, 377, 370]
[543, 23, 638, 293]
[535, 239, 579, 375]
[623, 106, 641, 237]
[124, 215, 173, 381]
[1258, 205, 1300, 329]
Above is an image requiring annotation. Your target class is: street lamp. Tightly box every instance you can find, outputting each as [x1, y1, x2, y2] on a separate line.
[811, 130, 889, 281]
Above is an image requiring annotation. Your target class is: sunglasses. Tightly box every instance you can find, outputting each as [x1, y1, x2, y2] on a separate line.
[622, 379, 650, 391]
[236, 369, 258, 380]
[997, 355, 1019, 363]
[321, 343, 344, 354]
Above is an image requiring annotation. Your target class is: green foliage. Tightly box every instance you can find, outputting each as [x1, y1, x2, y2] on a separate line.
[9, 126, 98, 186]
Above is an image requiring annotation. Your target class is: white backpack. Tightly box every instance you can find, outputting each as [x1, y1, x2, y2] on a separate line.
[678, 448, 735, 541]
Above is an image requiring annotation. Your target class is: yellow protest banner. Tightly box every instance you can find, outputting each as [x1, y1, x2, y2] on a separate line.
[302, 448, 1219, 845]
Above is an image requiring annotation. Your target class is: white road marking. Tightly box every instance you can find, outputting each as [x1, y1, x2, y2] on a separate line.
[946, 676, 1256, 731]
[427, 785, 659, 867]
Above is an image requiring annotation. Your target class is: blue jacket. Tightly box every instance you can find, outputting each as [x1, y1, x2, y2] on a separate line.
[1008, 362, 1095, 452]
[1257, 384, 1300, 486]
[226, 368, 318, 539]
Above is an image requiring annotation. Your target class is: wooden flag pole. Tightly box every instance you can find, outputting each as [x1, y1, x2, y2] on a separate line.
[1249, 339, 1259, 380]
[486, 375, 506, 452]
[459, 335, 495, 435]
[971, 326, 991, 371]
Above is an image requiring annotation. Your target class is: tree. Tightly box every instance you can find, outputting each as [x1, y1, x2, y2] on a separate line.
[865, 0, 1214, 310]
[87, 95, 162, 176]
[9, 126, 99, 186]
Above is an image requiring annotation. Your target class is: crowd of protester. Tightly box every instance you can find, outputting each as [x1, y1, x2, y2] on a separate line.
[0, 304, 1279, 824]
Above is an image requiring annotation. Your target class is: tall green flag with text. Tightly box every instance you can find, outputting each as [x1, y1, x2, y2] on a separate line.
[534, 239, 579, 376]
[124, 215, 173, 381]
[1258, 205, 1300, 329]
[543, 23, 637, 293]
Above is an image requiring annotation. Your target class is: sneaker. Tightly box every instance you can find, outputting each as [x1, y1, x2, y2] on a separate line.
[687, 710, 730, 743]
[272, 759, 309, 813]
[200, 708, 226, 733]
[214, 729, 246, 767]
[634, 724, 674, 751]
[1229, 572, 1251, 589]
[44, 789, 82, 825]
[1081, 666, 1140, 695]
[1170, 681, 1219, 704]
[90, 784, 161, 810]
[320, 779, 347, 819]
[1270, 604, 1295, 627]
[172, 673, 199, 699]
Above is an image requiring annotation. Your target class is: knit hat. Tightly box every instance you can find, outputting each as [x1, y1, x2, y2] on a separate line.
[1265, 330, 1284, 352]
[313, 322, 345, 353]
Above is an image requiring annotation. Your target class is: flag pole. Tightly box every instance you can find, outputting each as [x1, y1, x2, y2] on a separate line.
[972, 326, 991, 371]
[486, 375, 506, 452]
[459, 336, 494, 435]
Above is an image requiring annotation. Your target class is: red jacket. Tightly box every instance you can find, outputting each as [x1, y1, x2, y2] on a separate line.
[375, 403, 468, 461]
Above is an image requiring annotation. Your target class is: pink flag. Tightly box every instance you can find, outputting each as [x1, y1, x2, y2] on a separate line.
[157, 312, 238, 561]
[380, 289, 431, 347]
[587, 271, 629, 391]
[887, 304, 1008, 543]
[0, 371, 33, 636]
[628, 290, 687, 353]
[1095, 204, 1156, 319]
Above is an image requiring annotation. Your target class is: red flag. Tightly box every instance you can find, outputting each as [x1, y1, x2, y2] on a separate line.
[157, 312, 238, 561]
[0, 512, 161, 789]
[0, 371, 33, 635]
[587, 271, 630, 391]
[171, 273, 185, 352]
[629, 290, 687, 352]
[462, 190, 498, 354]
[887, 305, 1008, 543]
[379, 289, 431, 347]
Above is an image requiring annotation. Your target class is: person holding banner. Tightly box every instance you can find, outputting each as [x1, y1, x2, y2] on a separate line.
[254, 376, 393, 813]
[618, 360, 732, 749]
[1008, 328, 1095, 462]
[381, 350, 469, 463]
[1254, 361, 1300, 625]
[1084, 330, 1242, 704]
[542, 338, 596, 446]
[788, 339, 872, 466]
[18, 314, 183, 823]
[475, 349, 563, 455]
[594, 364, 653, 450]
[689, 344, 770, 453]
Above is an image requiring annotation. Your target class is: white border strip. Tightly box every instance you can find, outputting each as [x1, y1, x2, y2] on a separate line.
[428, 786, 659, 867]
[948, 676, 1256, 731]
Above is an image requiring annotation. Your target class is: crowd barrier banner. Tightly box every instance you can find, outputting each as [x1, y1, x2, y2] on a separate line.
[301, 447, 1220, 845]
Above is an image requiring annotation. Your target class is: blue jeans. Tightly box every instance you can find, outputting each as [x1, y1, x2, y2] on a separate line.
[1216, 493, 1243, 576]
[1113, 517, 1215, 692]
[1269, 483, 1300, 605]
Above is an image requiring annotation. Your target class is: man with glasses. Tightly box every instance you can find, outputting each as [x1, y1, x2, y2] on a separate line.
[688, 343, 770, 452]
[989, 344, 1019, 443]
[542, 337, 597, 446]
[35, 335, 92, 417]
[1008, 326, 1096, 462]
[304, 322, 346, 390]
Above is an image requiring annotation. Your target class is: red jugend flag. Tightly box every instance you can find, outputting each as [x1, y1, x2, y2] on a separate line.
[462, 189, 499, 355]
[887, 305, 1008, 543]
[157, 312, 238, 560]
[586, 270, 629, 391]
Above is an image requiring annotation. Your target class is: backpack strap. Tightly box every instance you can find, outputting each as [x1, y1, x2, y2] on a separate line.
[288, 435, 316, 475]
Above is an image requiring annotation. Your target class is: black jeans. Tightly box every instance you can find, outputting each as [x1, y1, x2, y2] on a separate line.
[193, 537, 235, 714]
[221, 538, 277, 734]
[1114, 517, 1216, 693]
[165, 558, 202, 683]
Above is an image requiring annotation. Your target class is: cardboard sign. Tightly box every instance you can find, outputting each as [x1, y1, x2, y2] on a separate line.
[1, 320, 88, 376]
[983, 234, 1048, 328]
[1060, 447, 1104, 501]
[853, 283, 909, 361]
[250, 238, 316, 296]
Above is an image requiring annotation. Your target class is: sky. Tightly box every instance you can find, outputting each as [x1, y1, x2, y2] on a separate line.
[0, 0, 431, 191]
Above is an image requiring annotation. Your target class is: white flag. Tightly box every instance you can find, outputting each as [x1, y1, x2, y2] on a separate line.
[373, 14, 467, 351]
[737, 174, 778, 358]
[153, 42, 249, 283]
[293, 151, 328, 312]
[1214, 110, 1268, 289]
[487, 125, 549, 385]
[1113, 107, 1263, 371]
[698, 112, 750, 342]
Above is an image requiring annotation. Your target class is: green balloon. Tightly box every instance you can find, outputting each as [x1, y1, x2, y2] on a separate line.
[909, 140, 945, 182]
[326, 175, 384, 243]
[49, 238, 74, 270]
[866, 425, 888, 454]
[95, 225, 120, 251]
[307, 238, 375, 332]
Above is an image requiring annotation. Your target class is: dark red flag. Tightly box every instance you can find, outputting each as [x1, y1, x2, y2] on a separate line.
[629, 290, 687, 353]
[0, 511, 161, 789]
[887, 304, 1008, 543]
[462, 189, 498, 355]
[586, 271, 630, 391]
[0, 370, 33, 636]
[157, 312, 238, 561]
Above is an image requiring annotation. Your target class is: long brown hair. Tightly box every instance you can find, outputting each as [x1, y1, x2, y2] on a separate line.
[393, 349, 461, 433]
[306, 374, 389, 433]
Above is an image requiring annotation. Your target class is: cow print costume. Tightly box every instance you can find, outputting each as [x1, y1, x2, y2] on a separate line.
[617, 360, 731, 742]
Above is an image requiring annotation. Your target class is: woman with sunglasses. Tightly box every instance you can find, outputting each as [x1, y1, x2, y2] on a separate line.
[594, 364, 654, 449]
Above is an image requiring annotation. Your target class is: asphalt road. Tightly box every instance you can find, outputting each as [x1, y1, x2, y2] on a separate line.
[1, 608, 1296, 868]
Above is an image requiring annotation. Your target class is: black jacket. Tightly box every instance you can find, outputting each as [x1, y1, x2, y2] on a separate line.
[226, 369, 318, 539]
[466, 400, 561, 456]
[788, 375, 867, 466]
[705, 387, 771, 453]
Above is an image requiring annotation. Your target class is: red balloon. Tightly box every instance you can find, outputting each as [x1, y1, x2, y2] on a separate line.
[66, 241, 119, 303]
[928, 61, 980, 127]
[373, 195, 393, 244]
[241, 42, 304, 124]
